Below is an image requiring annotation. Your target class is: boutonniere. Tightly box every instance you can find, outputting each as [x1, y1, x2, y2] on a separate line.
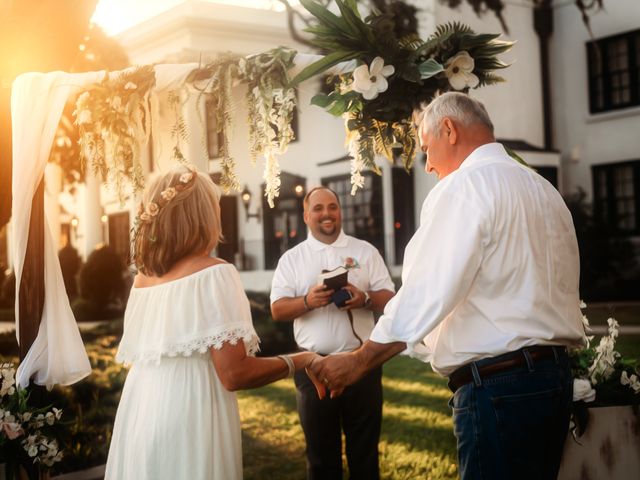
[342, 256, 360, 270]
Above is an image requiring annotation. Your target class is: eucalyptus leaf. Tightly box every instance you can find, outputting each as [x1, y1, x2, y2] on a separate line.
[311, 94, 333, 108]
[327, 99, 348, 116]
[418, 59, 444, 79]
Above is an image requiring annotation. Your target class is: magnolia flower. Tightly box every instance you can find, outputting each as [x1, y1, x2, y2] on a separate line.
[161, 187, 177, 202]
[179, 172, 194, 184]
[621, 371, 640, 393]
[352, 57, 395, 100]
[573, 378, 596, 402]
[445, 51, 479, 90]
[124, 82, 137, 90]
[76, 109, 92, 125]
[52, 408, 62, 420]
[146, 202, 159, 217]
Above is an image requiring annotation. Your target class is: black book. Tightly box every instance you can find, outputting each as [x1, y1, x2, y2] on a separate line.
[317, 266, 348, 291]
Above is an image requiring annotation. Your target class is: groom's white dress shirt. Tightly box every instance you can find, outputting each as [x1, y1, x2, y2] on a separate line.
[370, 143, 586, 376]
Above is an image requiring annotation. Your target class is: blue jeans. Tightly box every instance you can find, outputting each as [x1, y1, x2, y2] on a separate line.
[449, 347, 573, 480]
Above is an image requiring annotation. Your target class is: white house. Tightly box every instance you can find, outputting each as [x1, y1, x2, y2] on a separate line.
[46, 0, 640, 291]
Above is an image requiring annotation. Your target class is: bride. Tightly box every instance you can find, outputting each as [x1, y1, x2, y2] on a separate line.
[105, 164, 323, 479]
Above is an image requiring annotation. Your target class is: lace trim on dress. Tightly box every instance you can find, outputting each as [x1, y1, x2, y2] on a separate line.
[116, 326, 260, 365]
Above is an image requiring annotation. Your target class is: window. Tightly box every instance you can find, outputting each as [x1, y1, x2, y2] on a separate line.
[592, 160, 640, 234]
[206, 104, 224, 159]
[322, 173, 385, 256]
[587, 29, 640, 113]
[392, 167, 415, 264]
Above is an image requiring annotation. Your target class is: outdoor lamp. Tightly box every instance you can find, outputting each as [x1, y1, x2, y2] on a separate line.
[241, 185, 261, 221]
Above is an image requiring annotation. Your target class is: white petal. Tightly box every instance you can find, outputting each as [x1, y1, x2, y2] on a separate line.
[380, 64, 395, 77]
[362, 87, 379, 100]
[353, 64, 371, 83]
[369, 57, 385, 76]
[456, 52, 475, 71]
[353, 78, 373, 94]
[467, 73, 480, 88]
[374, 76, 388, 93]
[448, 74, 467, 91]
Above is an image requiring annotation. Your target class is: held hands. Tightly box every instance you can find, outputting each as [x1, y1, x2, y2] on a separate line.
[307, 352, 360, 399]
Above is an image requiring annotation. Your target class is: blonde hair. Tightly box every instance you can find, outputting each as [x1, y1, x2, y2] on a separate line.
[133, 164, 222, 276]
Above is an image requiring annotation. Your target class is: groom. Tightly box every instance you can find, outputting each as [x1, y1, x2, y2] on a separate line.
[310, 92, 586, 480]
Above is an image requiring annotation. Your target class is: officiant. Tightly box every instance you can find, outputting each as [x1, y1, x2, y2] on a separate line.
[270, 186, 395, 480]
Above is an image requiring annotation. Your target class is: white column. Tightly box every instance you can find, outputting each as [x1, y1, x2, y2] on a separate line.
[81, 167, 103, 259]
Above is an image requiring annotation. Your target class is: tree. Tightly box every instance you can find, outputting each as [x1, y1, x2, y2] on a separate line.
[0, 0, 128, 227]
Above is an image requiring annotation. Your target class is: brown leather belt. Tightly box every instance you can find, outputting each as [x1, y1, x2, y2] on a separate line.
[447, 346, 566, 393]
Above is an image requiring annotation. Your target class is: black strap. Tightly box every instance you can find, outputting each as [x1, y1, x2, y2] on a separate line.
[347, 310, 363, 346]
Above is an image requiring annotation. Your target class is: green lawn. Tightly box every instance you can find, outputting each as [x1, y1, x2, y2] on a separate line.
[238, 356, 458, 480]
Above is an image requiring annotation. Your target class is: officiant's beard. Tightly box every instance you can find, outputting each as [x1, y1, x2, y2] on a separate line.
[318, 217, 339, 236]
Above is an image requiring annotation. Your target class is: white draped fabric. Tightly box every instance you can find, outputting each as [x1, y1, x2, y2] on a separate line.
[12, 71, 104, 389]
[11, 55, 352, 390]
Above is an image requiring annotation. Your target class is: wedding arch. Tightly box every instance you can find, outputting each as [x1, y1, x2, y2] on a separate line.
[11, 0, 512, 389]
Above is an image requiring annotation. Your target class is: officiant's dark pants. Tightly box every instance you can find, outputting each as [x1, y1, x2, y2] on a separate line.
[294, 366, 382, 480]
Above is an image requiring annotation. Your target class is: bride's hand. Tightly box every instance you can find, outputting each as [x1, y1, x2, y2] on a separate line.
[305, 356, 326, 400]
[289, 352, 327, 399]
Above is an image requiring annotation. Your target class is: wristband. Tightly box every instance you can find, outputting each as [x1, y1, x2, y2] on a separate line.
[277, 354, 295, 378]
[303, 294, 311, 311]
[363, 291, 372, 309]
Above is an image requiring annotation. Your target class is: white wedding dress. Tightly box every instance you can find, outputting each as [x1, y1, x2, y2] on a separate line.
[105, 264, 259, 480]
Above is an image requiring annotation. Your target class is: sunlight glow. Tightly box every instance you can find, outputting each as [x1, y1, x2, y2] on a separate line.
[91, 0, 299, 36]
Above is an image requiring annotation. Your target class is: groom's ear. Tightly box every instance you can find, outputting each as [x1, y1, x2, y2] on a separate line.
[443, 117, 457, 145]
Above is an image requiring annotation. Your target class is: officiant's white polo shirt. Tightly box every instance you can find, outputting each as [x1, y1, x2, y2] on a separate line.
[271, 230, 395, 354]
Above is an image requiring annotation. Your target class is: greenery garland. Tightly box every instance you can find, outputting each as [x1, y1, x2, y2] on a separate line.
[73, 66, 156, 201]
[187, 53, 244, 193]
[240, 48, 298, 207]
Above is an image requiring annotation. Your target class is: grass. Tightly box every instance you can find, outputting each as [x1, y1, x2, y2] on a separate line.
[238, 356, 458, 480]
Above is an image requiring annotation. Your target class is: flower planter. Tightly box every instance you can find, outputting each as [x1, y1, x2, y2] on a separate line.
[558, 405, 640, 479]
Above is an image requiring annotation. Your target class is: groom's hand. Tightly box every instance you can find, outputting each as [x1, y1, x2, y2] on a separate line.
[309, 352, 360, 398]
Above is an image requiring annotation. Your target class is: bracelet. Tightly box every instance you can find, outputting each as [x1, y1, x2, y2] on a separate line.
[277, 354, 295, 378]
[303, 294, 311, 311]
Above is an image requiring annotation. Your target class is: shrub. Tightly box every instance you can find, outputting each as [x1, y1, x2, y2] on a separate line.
[564, 189, 640, 301]
[246, 291, 297, 356]
[77, 246, 128, 319]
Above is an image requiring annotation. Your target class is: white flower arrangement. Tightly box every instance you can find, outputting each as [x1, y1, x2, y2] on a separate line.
[444, 51, 480, 90]
[571, 306, 639, 406]
[352, 57, 395, 100]
[0, 364, 64, 469]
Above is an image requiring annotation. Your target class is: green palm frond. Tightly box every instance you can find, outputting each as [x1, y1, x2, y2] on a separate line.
[477, 72, 507, 86]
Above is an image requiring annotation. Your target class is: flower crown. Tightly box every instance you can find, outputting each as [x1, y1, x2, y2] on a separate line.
[137, 169, 197, 224]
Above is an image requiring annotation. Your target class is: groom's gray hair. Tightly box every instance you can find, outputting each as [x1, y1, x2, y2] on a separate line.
[416, 92, 494, 138]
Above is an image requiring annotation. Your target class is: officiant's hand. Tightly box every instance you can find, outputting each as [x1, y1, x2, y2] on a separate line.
[339, 283, 366, 311]
[305, 285, 334, 309]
